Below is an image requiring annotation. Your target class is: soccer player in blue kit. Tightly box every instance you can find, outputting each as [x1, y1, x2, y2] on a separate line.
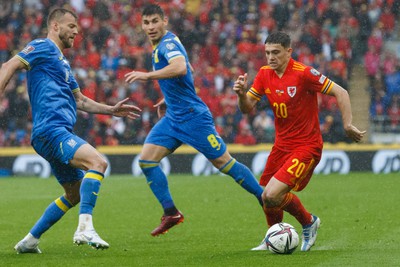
[125, 4, 264, 236]
[0, 8, 141, 253]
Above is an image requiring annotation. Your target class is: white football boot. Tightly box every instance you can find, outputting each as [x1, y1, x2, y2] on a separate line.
[73, 230, 109, 249]
[301, 214, 321, 251]
[14, 234, 42, 254]
[251, 238, 268, 251]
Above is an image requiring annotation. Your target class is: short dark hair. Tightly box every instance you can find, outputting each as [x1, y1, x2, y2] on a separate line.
[47, 8, 77, 26]
[264, 32, 291, 48]
[142, 4, 165, 19]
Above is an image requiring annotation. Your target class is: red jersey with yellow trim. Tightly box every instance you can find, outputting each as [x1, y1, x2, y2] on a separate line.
[248, 58, 334, 151]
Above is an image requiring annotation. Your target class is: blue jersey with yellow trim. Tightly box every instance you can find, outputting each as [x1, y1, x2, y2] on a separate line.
[153, 31, 209, 122]
[17, 38, 79, 140]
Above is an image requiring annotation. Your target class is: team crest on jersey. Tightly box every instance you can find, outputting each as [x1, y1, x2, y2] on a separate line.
[166, 43, 176, 50]
[21, 45, 35, 55]
[287, 86, 297, 97]
[310, 68, 320, 76]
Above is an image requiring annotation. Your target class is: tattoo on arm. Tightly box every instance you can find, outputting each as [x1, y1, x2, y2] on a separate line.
[81, 96, 88, 110]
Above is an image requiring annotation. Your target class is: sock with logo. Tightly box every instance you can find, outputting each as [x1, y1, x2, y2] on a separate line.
[280, 192, 312, 226]
[79, 170, 103, 215]
[139, 160, 177, 215]
[30, 195, 73, 238]
[219, 158, 264, 206]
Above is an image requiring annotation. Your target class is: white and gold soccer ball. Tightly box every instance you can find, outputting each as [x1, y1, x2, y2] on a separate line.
[265, 222, 299, 254]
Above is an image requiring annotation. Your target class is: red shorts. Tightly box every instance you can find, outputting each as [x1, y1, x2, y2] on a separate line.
[260, 146, 322, 191]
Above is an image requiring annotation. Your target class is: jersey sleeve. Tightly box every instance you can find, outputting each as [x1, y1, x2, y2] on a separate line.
[303, 67, 334, 95]
[70, 74, 79, 92]
[247, 69, 267, 101]
[159, 38, 185, 63]
[16, 40, 47, 70]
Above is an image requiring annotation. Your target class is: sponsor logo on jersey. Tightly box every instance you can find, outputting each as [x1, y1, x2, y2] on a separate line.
[276, 89, 284, 96]
[265, 88, 271, 94]
[310, 68, 320, 76]
[166, 43, 176, 50]
[287, 86, 297, 97]
[21, 45, 35, 55]
[67, 138, 77, 148]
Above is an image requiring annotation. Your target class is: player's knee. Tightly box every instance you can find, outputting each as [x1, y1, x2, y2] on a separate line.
[65, 193, 80, 206]
[91, 157, 108, 173]
[211, 153, 232, 170]
[262, 190, 280, 207]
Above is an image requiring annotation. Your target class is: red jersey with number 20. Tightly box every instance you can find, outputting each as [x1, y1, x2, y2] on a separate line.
[248, 58, 334, 151]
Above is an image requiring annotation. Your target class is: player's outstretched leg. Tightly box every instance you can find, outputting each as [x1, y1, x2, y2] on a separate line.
[14, 195, 73, 254]
[139, 160, 184, 236]
[219, 158, 264, 205]
[73, 170, 109, 249]
[301, 214, 320, 251]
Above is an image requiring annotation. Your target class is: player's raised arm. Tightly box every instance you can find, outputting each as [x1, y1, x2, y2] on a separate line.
[74, 91, 141, 119]
[0, 56, 26, 96]
[327, 83, 366, 142]
[233, 73, 258, 114]
[125, 57, 187, 83]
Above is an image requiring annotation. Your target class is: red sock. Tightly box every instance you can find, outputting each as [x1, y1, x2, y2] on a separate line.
[280, 192, 312, 226]
[263, 205, 283, 227]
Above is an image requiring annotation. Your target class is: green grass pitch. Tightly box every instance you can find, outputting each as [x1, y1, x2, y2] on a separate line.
[0, 173, 399, 266]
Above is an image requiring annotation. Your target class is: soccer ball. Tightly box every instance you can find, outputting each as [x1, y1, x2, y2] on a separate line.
[265, 222, 299, 254]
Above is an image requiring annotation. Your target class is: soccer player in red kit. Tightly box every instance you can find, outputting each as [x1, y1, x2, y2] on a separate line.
[233, 31, 366, 251]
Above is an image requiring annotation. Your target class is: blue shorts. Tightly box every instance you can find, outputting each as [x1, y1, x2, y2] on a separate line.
[31, 127, 86, 184]
[145, 112, 226, 160]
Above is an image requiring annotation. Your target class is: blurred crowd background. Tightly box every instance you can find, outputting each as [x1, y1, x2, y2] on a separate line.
[0, 0, 399, 147]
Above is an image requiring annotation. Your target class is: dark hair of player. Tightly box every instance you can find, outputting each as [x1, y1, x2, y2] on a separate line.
[142, 4, 165, 19]
[47, 8, 77, 27]
[264, 31, 291, 48]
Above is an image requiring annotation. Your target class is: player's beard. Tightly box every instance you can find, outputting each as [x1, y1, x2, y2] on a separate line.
[59, 30, 74, 49]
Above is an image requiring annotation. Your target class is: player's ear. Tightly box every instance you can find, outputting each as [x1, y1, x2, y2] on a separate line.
[52, 21, 59, 32]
